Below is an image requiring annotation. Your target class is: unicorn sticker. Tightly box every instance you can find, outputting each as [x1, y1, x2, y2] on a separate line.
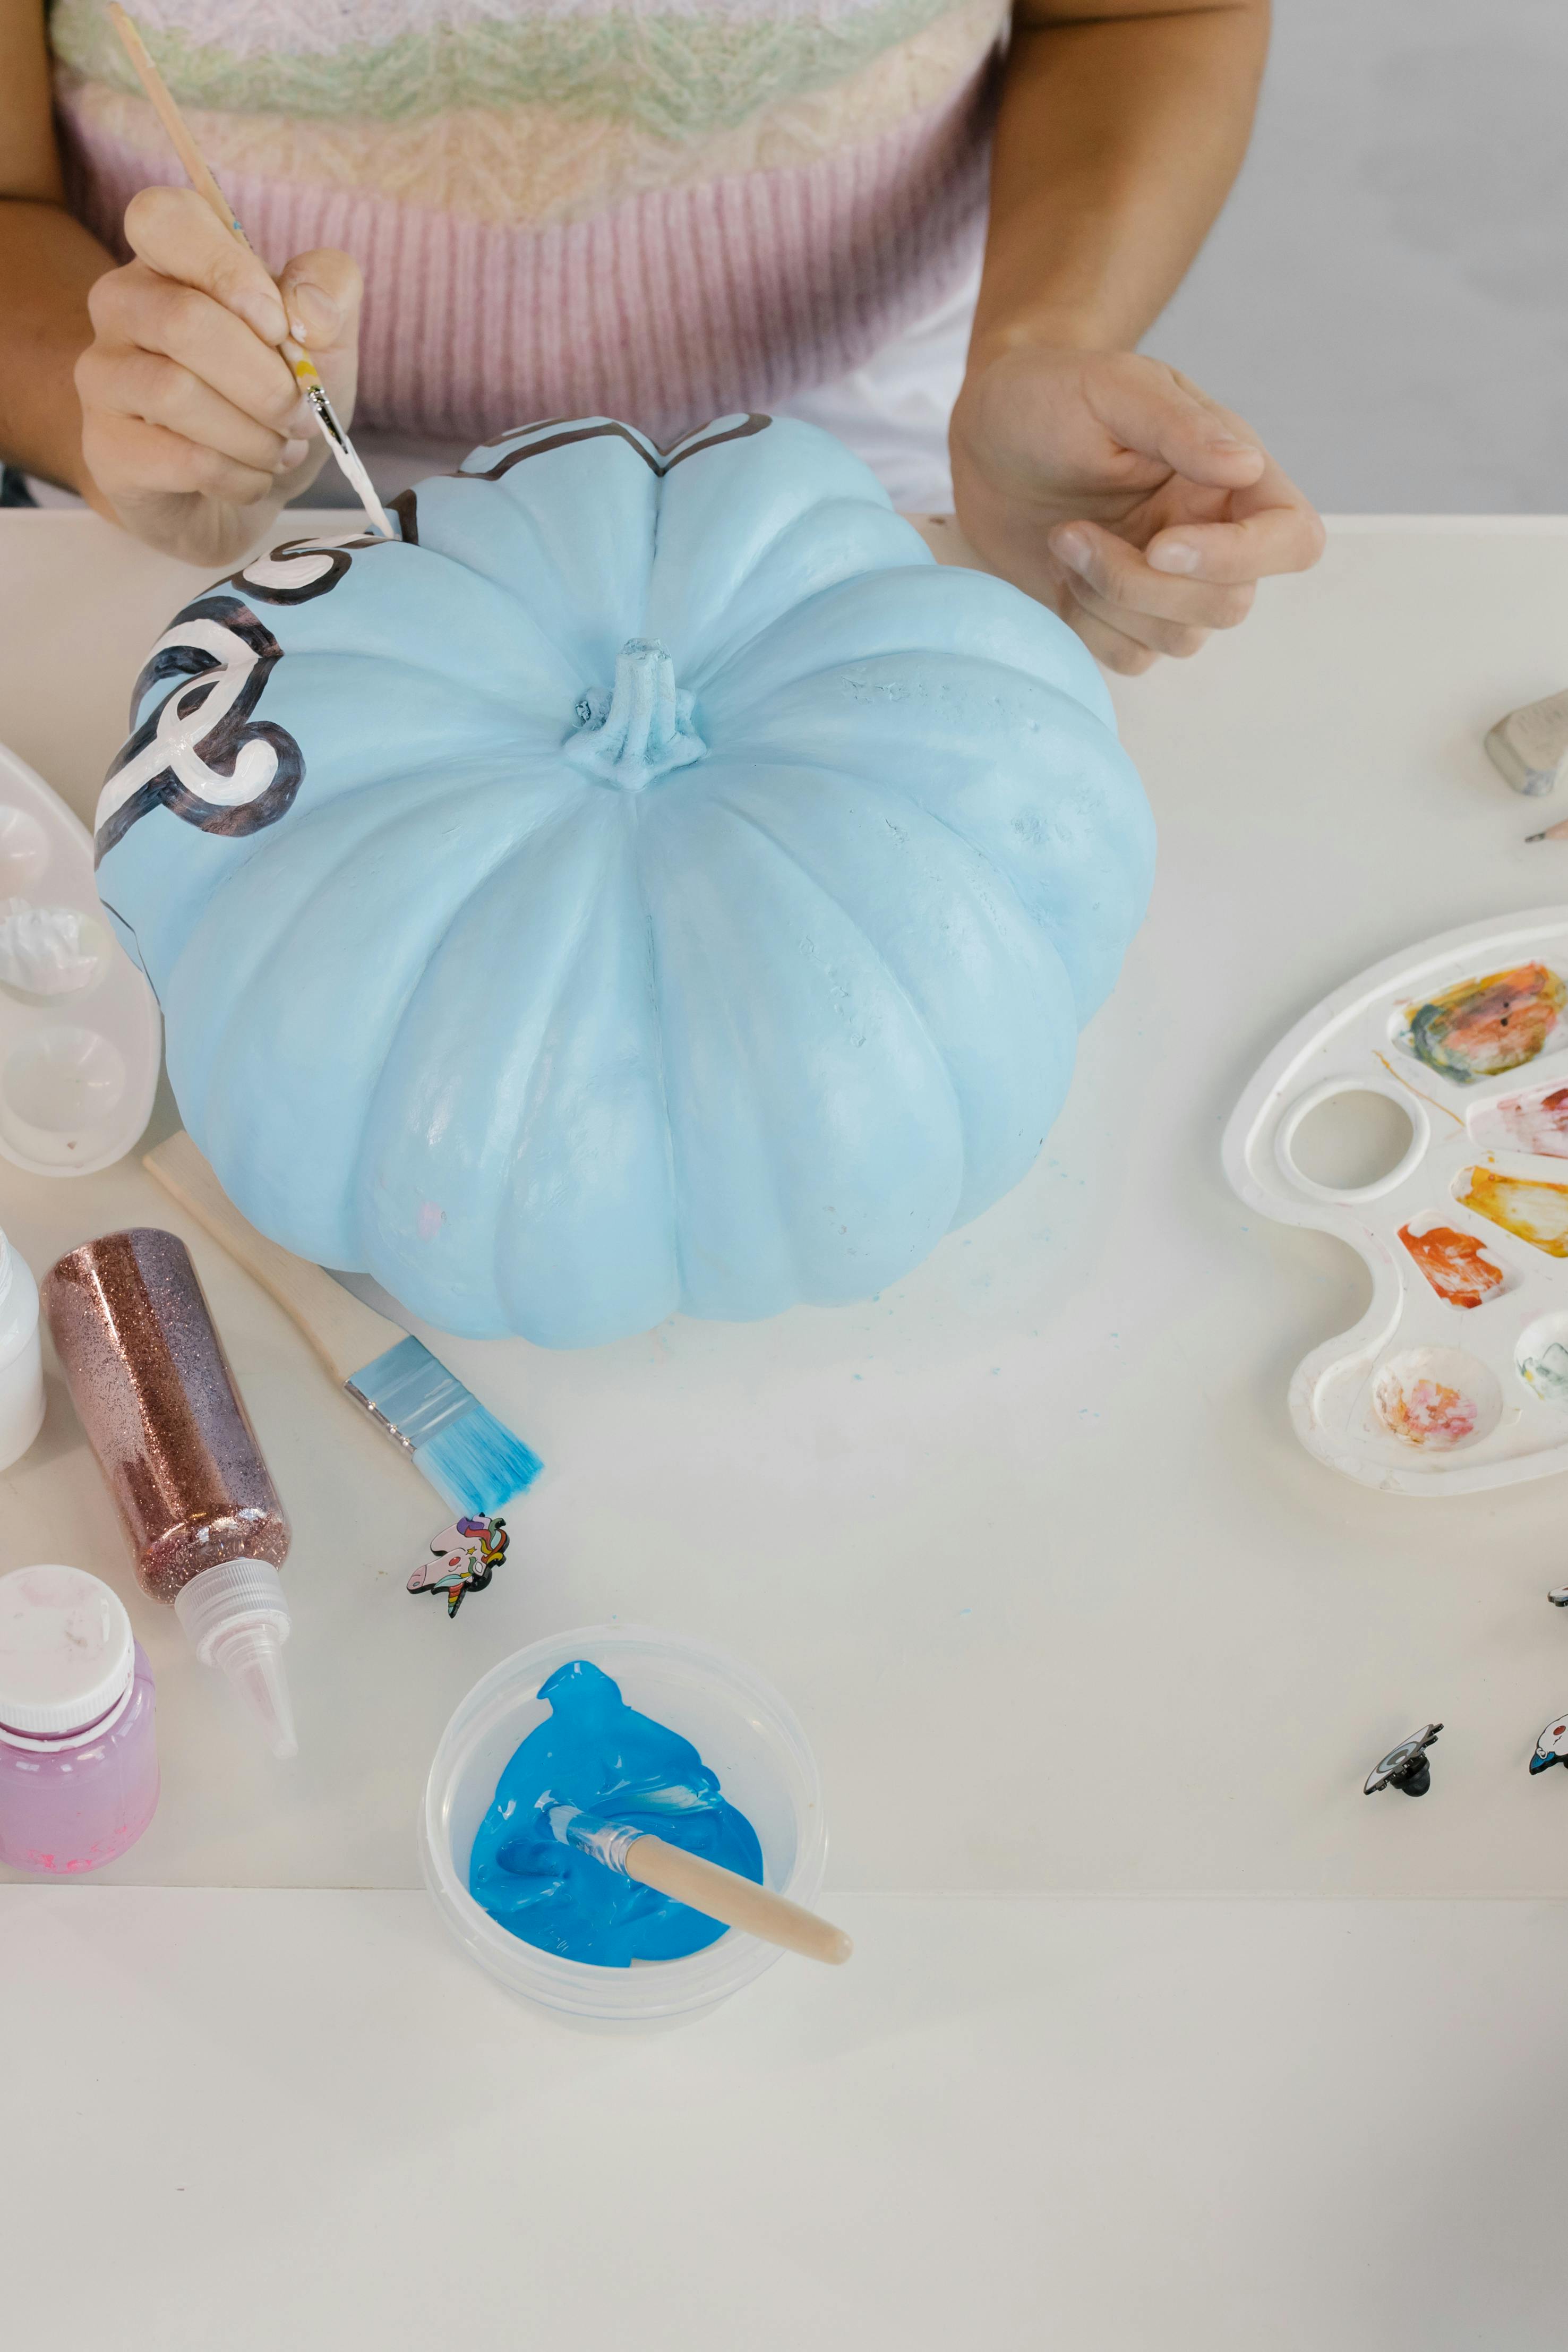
[407, 1515, 510, 1619]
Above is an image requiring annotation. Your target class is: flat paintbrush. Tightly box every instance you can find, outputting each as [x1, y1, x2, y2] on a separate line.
[108, 3, 391, 540]
[144, 1130, 542, 1517]
[544, 1800, 854, 1965]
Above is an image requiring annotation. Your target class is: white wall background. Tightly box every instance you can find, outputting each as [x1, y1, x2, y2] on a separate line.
[1150, 0, 1568, 511]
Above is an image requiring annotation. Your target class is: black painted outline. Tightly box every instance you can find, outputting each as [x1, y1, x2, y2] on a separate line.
[230, 538, 355, 605]
[459, 413, 772, 485]
[96, 418, 765, 862]
[226, 517, 413, 605]
[97, 594, 304, 862]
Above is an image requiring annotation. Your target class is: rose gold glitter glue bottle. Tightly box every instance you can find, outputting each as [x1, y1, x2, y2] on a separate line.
[42, 1228, 298, 1758]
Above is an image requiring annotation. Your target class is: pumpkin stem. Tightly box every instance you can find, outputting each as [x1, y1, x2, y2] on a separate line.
[567, 638, 707, 791]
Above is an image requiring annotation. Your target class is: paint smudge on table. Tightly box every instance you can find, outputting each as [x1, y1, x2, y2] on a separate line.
[1468, 1079, 1568, 1157]
[1400, 962, 1566, 1083]
[1398, 1222, 1504, 1308]
[1459, 1165, 1568, 1258]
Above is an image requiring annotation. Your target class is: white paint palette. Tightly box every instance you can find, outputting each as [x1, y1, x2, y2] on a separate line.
[0, 739, 160, 1177]
[1223, 908, 1568, 1494]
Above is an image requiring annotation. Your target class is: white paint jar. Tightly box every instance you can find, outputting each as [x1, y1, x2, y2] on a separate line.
[0, 1230, 45, 1469]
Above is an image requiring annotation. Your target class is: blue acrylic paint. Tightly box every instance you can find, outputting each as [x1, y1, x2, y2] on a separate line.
[468, 1659, 764, 1966]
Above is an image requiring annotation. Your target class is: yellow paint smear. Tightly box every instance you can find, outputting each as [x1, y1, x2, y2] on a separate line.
[1460, 1165, 1568, 1257]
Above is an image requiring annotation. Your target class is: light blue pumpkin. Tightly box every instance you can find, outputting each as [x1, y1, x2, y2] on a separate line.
[96, 415, 1154, 1346]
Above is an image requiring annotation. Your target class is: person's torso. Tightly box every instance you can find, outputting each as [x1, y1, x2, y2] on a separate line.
[51, 0, 1006, 441]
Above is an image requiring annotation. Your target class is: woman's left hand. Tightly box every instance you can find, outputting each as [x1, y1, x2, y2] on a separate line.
[949, 344, 1325, 674]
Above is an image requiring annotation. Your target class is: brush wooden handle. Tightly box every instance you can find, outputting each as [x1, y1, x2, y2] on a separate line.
[143, 1130, 407, 1388]
[109, 5, 237, 235]
[110, 5, 314, 380]
[625, 1837, 853, 1965]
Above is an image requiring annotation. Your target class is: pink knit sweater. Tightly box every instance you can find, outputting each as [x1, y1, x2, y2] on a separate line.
[52, 0, 1005, 446]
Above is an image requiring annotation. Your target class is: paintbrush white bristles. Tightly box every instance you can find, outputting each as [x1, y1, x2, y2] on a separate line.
[308, 398, 393, 539]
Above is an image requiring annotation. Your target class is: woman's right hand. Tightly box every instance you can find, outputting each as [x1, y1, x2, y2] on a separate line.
[75, 184, 363, 568]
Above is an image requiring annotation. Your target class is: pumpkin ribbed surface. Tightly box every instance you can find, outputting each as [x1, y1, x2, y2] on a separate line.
[97, 415, 1154, 1345]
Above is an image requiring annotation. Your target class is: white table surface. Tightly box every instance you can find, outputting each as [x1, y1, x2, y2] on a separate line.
[5, 509, 1568, 2343]
[5, 1887, 1565, 2352]
[6, 512, 1568, 1894]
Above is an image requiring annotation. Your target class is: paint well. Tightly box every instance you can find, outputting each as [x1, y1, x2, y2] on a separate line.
[1515, 1312, 1568, 1408]
[1398, 1221, 1504, 1308]
[1458, 1165, 1568, 1258]
[1522, 1342, 1568, 1406]
[1469, 1079, 1568, 1158]
[1372, 1345, 1501, 1449]
[1286, 1087, 1415, 1192]
[1399, 962, 1566, 1084]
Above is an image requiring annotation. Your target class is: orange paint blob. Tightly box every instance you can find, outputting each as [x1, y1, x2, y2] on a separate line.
[1398, 1223, 1504, 1308]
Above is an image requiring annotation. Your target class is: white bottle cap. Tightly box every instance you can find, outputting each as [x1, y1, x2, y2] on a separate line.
[174, 1559, 297, 1759]
[0, 1564, 134, 1737]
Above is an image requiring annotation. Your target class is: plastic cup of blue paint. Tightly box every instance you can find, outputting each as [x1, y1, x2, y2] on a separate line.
[419, 1623, 828, 2027]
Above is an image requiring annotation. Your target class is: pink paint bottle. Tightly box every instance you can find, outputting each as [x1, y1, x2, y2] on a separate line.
[0, 1564, 158, 1875]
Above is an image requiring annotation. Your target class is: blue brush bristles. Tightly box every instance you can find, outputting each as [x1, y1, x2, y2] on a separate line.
[345, 1334, 543, 1516]
[414, 1399, 543, 1518]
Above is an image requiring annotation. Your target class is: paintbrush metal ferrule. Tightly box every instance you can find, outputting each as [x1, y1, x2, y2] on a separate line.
[304, 382, 345, 448]
[543, 1801, 645, 1875]
[344, 1333, 542, 1516]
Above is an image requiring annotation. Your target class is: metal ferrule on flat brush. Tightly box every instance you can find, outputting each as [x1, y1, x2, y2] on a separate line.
[344, 1335, 470, 1450]
[545, 1802, 645, 1876]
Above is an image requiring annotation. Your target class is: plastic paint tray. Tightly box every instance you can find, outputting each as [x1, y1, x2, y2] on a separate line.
[0, 739, 160, 1176]
[1223, 908, 1568, 1495]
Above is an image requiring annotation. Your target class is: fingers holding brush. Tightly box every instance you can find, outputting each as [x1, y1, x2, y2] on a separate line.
[124, 182, 290, 346]
[75, 185, 361, 565]
[79, 186, 301, 546]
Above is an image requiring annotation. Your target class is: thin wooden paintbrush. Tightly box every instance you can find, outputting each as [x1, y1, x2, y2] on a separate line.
[107, 3, 391, 540]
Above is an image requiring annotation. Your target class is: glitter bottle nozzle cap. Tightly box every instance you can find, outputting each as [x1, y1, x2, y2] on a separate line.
[173, 1558, 296, 1759]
